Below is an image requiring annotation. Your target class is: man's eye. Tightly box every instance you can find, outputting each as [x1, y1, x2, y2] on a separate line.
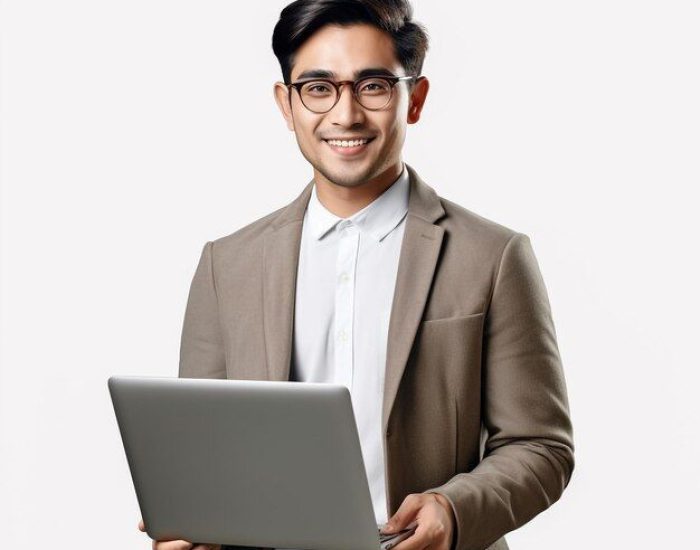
[359, 80, 390, 93]
[304, 83, 332, 94]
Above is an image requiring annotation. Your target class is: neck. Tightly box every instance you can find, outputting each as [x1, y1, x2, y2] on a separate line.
[314, 162, 403, 218]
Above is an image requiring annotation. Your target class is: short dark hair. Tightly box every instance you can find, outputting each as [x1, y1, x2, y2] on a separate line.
[272, 0, 429, 84]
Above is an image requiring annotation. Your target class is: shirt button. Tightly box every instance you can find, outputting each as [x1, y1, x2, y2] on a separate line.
[338, 329, 348, 342]
[339, 272, 350, 283]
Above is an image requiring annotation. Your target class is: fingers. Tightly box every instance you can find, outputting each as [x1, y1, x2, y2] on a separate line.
[152, 541, 194, 550]
[392, 520, 450, 550]
[138, 519, 199, 550]
[384, 493, 452, 550]
[384, 493, 423, 533]
[390, 521, 430, 550]
[150, 539, 220, 550]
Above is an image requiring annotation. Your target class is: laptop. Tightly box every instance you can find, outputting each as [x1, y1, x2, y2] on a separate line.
[108, 376, 417, 550]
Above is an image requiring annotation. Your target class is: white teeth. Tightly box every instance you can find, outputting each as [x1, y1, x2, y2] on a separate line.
[327, 138, 370, 148]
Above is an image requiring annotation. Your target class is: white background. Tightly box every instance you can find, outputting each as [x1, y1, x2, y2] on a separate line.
[1, 1, 698, 548]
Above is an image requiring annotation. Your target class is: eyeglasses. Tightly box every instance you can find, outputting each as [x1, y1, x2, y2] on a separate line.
[287, 75, 420, 114]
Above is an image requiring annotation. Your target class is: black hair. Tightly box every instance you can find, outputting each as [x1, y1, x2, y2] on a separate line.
[271, 0, 429, 84]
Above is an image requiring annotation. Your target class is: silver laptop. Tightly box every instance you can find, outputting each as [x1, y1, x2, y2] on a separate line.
[108, 376, 417, 550]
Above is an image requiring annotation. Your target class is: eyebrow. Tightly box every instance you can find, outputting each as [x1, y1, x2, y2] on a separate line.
[294, 67, 398, 80]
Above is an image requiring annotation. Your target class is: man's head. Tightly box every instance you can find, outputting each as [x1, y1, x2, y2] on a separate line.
[272, 0, 430, 190]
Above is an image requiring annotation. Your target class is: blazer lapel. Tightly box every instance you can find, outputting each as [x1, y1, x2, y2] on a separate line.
[262, 179, 314, 382]
[382, 164, 446, 434]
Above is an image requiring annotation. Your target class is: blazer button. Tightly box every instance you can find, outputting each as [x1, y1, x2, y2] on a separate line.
[386, 427, 393, 438]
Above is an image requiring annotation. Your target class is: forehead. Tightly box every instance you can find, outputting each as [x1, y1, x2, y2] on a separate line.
[291, 23, 402, 81]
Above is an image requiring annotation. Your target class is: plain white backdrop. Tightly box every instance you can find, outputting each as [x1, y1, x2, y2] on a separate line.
[1, 1, 698, 548]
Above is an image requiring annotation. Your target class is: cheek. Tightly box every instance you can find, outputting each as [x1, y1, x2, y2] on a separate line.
[381, 117, 405, 150]
[290, 101, 320, 146]
[294, 117, 321, 153]
[377, 101, 408, 148]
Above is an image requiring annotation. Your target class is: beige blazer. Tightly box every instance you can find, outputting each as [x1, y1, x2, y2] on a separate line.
[179, 164, 575, 550]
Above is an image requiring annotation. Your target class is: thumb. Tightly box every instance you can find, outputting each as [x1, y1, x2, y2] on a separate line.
[138, 518, 145, 532]
[381, 494, 421, 533]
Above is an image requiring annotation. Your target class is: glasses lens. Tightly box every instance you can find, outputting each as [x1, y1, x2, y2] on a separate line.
[356, 77, 392, 110]
[297, 77, 394, 112]
[300, 80, 337, 113]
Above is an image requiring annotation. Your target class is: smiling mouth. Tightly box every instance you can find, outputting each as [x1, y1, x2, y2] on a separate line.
[322, 137, 376, 147]
[322, 136, 376, 156]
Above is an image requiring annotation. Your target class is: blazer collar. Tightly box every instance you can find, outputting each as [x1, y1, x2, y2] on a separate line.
[263, 163, 446, 434]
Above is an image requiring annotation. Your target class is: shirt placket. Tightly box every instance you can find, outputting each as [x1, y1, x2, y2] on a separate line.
[334, 220, 360, 391]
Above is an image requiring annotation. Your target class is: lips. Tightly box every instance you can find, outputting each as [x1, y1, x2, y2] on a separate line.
[322, 136, 376, 156]
[322, 136, 376, 147]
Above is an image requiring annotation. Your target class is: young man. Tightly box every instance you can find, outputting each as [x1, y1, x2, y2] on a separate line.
[139, 1, 575, 549]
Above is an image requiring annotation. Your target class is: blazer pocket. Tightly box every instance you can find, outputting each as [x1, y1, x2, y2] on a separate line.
[411, 312, 485, 398]
[420, 311, 485, 325]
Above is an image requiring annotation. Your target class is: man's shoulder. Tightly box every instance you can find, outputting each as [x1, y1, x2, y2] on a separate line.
[436, 193, 521, 250]
[208, 203, 290, 254]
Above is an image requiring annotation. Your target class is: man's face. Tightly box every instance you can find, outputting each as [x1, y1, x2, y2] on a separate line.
[274, 23, 429, 189]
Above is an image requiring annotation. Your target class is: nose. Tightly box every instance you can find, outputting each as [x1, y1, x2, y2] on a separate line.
[328, 83, 366, 127]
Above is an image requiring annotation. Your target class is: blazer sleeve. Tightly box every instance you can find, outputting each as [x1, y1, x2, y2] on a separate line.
[178, 240, 227, 379]
[424, 232, 575, 550]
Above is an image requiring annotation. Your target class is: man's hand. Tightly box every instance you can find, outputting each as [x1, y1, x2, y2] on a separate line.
[380, 493, 456, 550]
[138, 518, 222, 550]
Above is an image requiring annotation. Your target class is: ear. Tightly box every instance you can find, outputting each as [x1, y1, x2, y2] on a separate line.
[407, 76, 429, 124]
[274, 81, 295, 131]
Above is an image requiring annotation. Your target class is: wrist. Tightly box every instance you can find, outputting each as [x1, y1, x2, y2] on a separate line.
[430, 492, 456, 548]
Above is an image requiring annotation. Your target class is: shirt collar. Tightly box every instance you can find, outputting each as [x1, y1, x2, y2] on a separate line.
[306, 163, 410, 242]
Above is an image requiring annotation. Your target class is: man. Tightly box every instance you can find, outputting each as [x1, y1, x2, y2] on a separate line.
[138, 1, 575, 549]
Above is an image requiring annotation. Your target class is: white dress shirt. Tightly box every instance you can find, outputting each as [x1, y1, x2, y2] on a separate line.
[291, 163, 410, 525]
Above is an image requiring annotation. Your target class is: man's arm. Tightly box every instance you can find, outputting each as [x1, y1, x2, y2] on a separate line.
[179, 240, 227, 379]
[423, 232, 575, 550]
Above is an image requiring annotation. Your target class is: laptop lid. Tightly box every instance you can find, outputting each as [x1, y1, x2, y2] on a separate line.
[108, 376, 382, 550]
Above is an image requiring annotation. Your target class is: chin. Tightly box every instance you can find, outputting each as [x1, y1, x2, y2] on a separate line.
[317, 162, 377, 189]
[323, 174, 365, 188]
[327, 169, 377, 188]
